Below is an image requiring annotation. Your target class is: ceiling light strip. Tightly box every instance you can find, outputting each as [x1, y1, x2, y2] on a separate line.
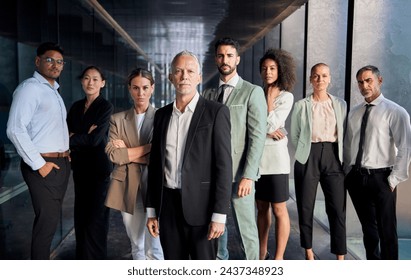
[85, 0, 162, 73]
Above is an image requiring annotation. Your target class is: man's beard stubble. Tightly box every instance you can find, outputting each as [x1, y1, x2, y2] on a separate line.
[218, 65, 235, 76]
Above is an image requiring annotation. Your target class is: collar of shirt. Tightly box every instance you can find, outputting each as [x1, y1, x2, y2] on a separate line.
[361, 93, 384, 107]
[219, 73, 239, 88]
[309, 92, 332, 103]
[172, 92, 200, 114]
[33, 71, 60, 91]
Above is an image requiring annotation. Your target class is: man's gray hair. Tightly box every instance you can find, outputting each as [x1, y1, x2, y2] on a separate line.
[170, 50, 202, 74]
[356, 65, 381, 79]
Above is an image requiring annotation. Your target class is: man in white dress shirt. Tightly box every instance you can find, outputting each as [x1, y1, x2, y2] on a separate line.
[344, 65, 411, 260]
[7, 42, 70, 259]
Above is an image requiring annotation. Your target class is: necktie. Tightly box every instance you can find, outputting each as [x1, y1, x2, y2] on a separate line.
[217, 84, 229, 103]
[355, 104, 373, 168]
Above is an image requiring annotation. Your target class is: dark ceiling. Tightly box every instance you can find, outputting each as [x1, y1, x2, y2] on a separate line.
[84, 0, 307, 81]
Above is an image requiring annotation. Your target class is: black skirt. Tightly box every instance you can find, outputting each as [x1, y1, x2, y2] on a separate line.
[255, 174, 289, 203]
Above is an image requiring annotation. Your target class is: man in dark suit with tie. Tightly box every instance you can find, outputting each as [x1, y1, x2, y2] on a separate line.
[146, 50, 232, 260]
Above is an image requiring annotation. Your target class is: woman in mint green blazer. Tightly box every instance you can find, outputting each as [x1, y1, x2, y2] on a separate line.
[290, 63, 347, 260]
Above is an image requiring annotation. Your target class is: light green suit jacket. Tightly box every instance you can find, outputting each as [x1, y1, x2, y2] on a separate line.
[203, 77, 267, 182]
[290, 94, 347, 165]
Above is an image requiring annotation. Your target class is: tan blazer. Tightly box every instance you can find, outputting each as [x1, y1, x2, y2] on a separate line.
[105, 106, 155, 214]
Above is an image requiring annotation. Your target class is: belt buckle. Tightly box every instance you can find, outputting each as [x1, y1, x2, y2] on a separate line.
[356, 167, 370, 175]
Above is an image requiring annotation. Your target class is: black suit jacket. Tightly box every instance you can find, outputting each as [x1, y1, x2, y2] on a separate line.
[67, 95, 113, 177]
[147, 95, 232, 226]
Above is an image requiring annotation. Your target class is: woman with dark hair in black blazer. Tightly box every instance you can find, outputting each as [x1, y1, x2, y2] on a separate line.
[67, 66, 113, 259]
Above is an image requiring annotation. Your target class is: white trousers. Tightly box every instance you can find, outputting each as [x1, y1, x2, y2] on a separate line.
[121, 190, 164, 260]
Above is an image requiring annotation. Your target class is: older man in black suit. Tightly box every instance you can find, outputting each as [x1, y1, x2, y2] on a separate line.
[146, 50, 232, 260]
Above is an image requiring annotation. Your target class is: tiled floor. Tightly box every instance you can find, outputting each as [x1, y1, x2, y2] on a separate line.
[3, 175, 408, 260]
[52, 184, 357, 260]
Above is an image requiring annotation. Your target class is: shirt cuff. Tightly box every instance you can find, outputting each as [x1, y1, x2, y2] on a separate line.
[32, 157, 47, 171]
[388, 175, 399, 190]
[211, 213, 226, 224]
[146, 207, 156, 218]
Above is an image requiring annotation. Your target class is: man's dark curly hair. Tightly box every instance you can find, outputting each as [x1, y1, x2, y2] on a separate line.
[259, 48, 296, 92]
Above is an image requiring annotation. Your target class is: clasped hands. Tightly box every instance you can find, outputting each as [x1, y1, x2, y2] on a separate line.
[267, 128, 286, 141]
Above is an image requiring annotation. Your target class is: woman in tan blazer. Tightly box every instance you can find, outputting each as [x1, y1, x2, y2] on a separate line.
[105, 68, 163, 260]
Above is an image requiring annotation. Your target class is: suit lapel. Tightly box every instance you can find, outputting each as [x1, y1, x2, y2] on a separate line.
[225, 77, 243, 106]
[123, 108, 140, 147]
[139, 105, 155, 145]
[182, 97, 205, 165]
[205, 88, 218, 101]
[159, 104, 173, 156]
[330, 95, 343, 143]
[305, 97, 313, 132]
[330, 95, 341, 127]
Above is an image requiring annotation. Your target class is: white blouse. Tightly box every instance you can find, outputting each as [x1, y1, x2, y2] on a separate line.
[311, 97, 338, 143]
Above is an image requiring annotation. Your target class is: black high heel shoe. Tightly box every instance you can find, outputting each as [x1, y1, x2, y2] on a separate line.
[264, 251, 271, 260]
[305, 253, 315, 260]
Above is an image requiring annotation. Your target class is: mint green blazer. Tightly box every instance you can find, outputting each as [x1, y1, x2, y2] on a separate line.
[290, 94, 346, 165]
[203, 77, 267, 182]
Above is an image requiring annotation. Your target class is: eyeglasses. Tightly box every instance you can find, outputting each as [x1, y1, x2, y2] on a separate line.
[43, 57, 66, 66]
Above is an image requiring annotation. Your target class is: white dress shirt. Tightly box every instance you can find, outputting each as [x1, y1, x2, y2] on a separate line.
[218, 74, 239, 103]
[344, 94, 411, 188]
[7, 71, 69, 170]
[164, 93, 199, 189]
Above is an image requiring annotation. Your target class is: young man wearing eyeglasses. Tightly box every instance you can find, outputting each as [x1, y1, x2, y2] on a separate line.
[7, 42, 71, 259]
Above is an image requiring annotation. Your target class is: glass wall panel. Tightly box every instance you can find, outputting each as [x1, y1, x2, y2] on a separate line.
[0, 38, 17, 144]
[0, 0, 147, 259]
[263, 26, 281, 51]
[351, 0, 411, 113]
[281, 6, 306, 102]
[280, 6, 306, 169]
[306, 0, 348, 99]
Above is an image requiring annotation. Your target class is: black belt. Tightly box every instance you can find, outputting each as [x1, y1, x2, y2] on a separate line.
[353, 166, 392, 175]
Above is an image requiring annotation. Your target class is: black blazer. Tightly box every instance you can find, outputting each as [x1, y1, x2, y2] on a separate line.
[147, 96, 232, 226]
[67, 95, 113, 176]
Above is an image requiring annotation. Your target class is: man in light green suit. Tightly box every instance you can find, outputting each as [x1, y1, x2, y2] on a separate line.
[203, 38, 267, 260]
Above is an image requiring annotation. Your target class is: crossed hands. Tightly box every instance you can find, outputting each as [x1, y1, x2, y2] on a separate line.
[112, 139, 127, 148]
